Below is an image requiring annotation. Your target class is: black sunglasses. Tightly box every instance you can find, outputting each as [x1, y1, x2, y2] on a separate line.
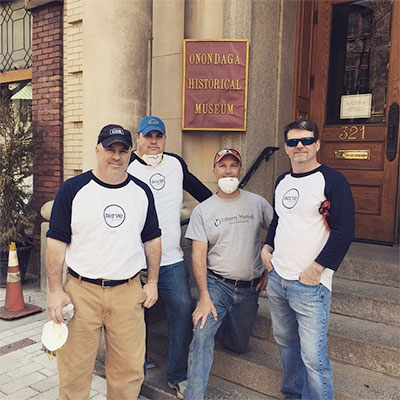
[286, 137, 317, 147]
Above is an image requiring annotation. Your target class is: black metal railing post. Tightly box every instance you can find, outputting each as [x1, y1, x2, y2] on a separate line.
[239, 146, 279, 189]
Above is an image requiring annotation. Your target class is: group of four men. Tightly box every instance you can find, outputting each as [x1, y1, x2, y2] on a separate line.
[46, 116, 354, 400]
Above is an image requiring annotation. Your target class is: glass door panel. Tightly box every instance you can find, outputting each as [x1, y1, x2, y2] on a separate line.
[326, 0, 392, 125]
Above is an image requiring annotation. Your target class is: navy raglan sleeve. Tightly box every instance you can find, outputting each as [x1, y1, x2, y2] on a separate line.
[47, 173, 93, 244]
[265, 209, 279, 249]
[168, 153, 212, 202]
[46, 182, 74, 244]
[136, 180, 161, 243]
[264, 173, 287, 249]
[315, 167, 355, 271]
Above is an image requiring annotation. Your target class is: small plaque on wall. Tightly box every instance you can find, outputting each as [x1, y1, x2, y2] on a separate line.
[340, 94, 372, 119]
[182, 39, 249, 131]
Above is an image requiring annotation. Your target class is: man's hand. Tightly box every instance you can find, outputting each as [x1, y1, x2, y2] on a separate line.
[48, 289, 72, 324]
[299, 261, 325, 285]
[255, 270, 268, 291]
[192, 295, 217, 330]
[143, 237, 161, 307]
[261, 244, 274, 272]
[142, 282, 158, 308]
[46, 238, 68, 324]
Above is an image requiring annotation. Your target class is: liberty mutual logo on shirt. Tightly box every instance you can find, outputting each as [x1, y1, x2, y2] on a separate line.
[213, 213, 254, 227]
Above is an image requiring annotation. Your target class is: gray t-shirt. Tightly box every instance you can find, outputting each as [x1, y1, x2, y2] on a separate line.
[185, 190, 273, 280]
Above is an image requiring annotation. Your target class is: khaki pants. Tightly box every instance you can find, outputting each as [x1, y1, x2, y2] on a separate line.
[57, 274, 146, 400]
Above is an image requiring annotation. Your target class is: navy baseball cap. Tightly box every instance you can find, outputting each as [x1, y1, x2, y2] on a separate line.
[97, 124, 132, 148]
[137, 116, 166, 135]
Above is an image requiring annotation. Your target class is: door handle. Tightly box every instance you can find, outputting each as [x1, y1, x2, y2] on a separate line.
[388, 124, 394, 140]
[386, 103, 399, 161]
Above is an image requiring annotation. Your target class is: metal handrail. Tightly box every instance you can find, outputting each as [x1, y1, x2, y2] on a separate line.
[239, 146, 279, 189]
[181, 146, 279, 226]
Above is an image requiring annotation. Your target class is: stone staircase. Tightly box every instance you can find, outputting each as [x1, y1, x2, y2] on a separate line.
[141, 242, 400, 399]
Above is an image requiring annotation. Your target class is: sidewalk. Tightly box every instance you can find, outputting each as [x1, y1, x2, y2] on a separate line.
[0, 279, 148, 400]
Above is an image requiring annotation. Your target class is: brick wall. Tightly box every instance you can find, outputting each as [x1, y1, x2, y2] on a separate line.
[64, 0, 83, 179]
[31, 3, 64, 245]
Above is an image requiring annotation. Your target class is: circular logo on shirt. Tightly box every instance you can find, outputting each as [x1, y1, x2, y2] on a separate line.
[103, 205, 126, 228]
[149, 173, 165, 191]
[282, 188, 299, 209]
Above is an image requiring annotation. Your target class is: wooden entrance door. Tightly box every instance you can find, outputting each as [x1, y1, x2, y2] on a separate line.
[294, 0, 400, 243]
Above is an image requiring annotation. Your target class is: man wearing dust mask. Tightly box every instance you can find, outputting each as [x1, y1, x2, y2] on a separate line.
[127, 116, 211, 399]
[183, 148, 273, 399]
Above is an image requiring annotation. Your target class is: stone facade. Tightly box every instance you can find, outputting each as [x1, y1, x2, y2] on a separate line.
[29, 0, 296, 253]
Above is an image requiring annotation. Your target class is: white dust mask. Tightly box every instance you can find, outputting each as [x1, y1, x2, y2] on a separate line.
[41, 303, 74, 359]
[41, 320, 68, 353]
[143, 153, 163, 167]
[218, 177, 239, 194]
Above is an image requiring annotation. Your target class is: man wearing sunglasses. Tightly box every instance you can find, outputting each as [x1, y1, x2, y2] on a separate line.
[184, 148, 273, 399]
[262, 119, 354, 399]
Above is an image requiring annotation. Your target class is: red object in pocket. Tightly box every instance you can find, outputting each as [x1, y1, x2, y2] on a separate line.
[319, 200, 331, 232]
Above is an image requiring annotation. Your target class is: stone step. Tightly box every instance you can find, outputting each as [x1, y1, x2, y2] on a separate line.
[212, 341, 400, 400]
[150, 285, 400, 379]
[149, 292, 400, 379]
[142, 352, 278, 399]
[336, 243, 399, 287]
[331, 277, 400, 326]
[327, 314, 400, 378]
[147, 324, 400, 400]
[252, 299, 400, 378]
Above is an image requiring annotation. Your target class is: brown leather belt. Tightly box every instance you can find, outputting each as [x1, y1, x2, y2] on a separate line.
[67, 267, 139, 288]
[207, 269, 261, 288]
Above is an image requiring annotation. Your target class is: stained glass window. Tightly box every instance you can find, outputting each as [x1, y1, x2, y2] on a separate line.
[0, 0, 32, 73]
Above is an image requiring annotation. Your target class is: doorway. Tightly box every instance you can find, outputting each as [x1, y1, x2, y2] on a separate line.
[294, 0, 399, 243]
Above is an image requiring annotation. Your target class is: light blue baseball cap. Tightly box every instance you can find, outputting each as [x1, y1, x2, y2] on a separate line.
[137, 116, 166, 135]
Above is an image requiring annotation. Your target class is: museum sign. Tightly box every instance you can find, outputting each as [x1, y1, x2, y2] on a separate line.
[182, 39, 249, 131]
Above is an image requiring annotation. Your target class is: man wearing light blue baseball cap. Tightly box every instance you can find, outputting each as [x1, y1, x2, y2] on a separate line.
[137, 115, 166, 135]
[128, 116, 212, 399]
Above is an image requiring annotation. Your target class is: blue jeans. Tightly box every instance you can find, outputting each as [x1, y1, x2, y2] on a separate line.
[266, 268, 334, 400]
[185, 273, 260, 400]
[158, 261, 193, 383]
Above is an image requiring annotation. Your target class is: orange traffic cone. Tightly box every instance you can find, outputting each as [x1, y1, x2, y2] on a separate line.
[0, 242, 42, 320]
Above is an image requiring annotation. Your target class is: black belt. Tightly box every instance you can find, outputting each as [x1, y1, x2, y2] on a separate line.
[67, 267, 139, 288]
[207, 269, 261, 288]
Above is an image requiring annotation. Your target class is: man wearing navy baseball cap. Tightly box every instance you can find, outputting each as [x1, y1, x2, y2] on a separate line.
[46, 122, 161, 399]
[128, 115, 211, 399]
[97, 124, 133, 149]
